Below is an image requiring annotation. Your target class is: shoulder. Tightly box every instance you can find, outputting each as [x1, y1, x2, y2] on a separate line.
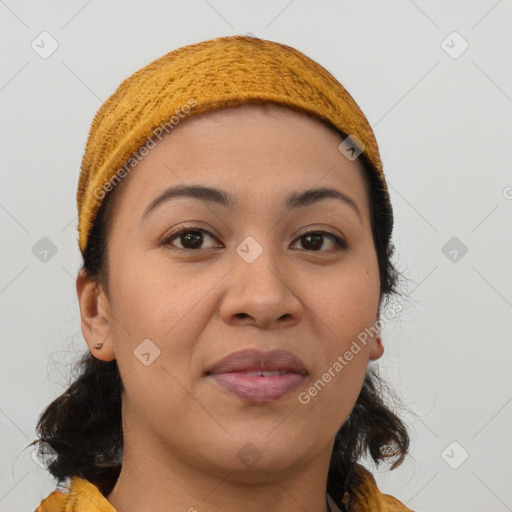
[35, 476, 116, 512]
[344, 463, 415, 512]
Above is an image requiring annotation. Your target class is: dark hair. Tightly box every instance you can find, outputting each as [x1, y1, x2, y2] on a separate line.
[28, 118, 413, 508]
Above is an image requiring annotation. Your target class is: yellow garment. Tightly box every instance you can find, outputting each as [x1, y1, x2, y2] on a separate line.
[77, 34, 390, 254]
[35, 464, 414, 512]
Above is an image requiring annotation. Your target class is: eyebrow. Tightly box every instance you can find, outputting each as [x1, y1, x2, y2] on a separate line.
[141, 184, 362, 224]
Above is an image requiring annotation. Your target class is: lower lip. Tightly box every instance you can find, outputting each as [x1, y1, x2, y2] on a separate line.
[208, 372, 306, 402]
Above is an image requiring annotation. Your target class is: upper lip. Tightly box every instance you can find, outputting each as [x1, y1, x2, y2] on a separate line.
[206, 349, 308, 375]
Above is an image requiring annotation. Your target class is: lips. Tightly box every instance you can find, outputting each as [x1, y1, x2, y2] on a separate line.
[205, 349, 308, 402]
[205, 348, 308, 376]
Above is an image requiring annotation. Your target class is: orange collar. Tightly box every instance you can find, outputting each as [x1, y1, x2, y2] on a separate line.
[36, 476, 115, 512]
[36, 465, 413, 512]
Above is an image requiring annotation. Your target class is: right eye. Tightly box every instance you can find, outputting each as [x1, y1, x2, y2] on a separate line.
[161, 227, 222, 251]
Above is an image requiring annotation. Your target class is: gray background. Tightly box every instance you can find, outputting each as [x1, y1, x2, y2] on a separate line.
[1, 1, 511, 511]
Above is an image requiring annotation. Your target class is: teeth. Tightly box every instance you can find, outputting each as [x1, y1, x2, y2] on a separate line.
[261, 370, 282, 377]
[238, 370, 287, 377]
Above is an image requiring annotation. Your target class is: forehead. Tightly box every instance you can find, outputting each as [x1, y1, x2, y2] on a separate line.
[108, 103, 370, 220]
[171, 102, 344, 147]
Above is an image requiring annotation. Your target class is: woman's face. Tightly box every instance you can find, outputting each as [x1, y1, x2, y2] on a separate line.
[84, 103, 384, 477]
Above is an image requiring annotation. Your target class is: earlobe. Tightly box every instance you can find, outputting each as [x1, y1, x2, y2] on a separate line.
[76, 268, 116, 362]
[369, 336, 384, 361]
[368, 311, 384, 361]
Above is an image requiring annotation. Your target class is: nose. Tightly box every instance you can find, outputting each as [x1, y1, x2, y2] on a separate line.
[219, 246, 303, 330]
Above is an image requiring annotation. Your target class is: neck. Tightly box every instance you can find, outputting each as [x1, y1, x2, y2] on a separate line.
[106, 430, 333, 512]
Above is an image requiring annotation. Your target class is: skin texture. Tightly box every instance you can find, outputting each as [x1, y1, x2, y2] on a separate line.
[76, 103, 384, 512]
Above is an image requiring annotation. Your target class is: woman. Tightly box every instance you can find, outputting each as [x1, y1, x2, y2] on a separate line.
[31, 35, 414, 512]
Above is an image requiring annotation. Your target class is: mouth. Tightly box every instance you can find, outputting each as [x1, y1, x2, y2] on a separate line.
[231, 370, 294, 377]
[207, 371, 306, 402]
[205, 349, 308, 403]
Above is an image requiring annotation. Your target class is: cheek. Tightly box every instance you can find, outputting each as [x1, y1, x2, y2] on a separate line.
[312, 260, 380, 345]
[304, 257, 379, 414]
[106, 251, 222, 371]
[108, 249, 187, 330]
[296, 271, 377, 432]
[106, 256, 210, 424]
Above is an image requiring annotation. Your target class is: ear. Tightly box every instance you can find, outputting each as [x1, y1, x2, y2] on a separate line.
[369, 336, 384, 361]
[76, 268, 115, 362]
[368, 311, 384, 361]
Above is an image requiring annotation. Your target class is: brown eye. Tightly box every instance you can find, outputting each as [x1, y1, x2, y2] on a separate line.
[161, 227, 346, 253]
[162, 228, 220, 251]
[292, 231, 346, 252]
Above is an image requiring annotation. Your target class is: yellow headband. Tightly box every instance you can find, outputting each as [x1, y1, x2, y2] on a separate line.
[77, 34, 388, 254]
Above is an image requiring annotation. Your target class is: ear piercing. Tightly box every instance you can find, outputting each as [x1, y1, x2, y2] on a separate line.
[94, 343, 104, 349]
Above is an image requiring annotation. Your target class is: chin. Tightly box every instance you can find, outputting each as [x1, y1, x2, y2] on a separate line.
[199, 437, 312, 478]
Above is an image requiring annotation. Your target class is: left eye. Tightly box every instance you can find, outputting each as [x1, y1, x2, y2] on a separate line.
[291, 231, 346, 251]
[161, 228, 346, 252]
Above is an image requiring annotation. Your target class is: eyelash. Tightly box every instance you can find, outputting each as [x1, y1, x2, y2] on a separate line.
[160, 226, 347, 253]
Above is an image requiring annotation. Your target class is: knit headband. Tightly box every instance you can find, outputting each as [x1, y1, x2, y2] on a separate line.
[77, 34, 388, 254]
